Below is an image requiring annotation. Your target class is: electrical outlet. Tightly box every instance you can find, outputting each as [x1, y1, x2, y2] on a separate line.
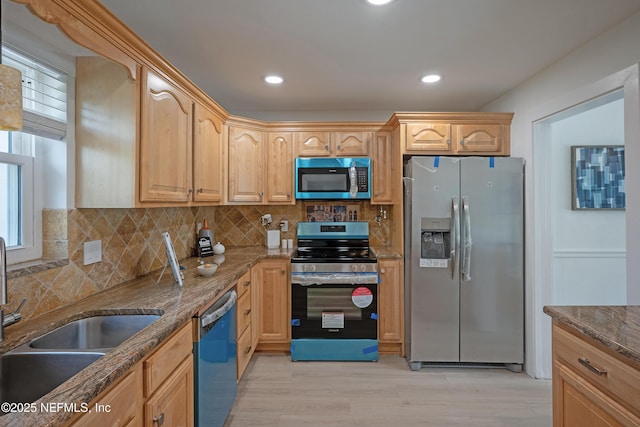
[83, 240, 102, 265]
[280, 220, 288, 232]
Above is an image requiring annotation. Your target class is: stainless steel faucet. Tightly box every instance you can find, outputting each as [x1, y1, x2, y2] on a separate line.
[0, 237, 25, 342]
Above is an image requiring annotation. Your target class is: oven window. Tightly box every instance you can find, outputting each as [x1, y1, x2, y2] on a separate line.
[300, 172, 348, 192]
[307, 288, 362, 320]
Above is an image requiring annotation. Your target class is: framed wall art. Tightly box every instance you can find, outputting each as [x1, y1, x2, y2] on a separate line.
[571, 145, 625, 210]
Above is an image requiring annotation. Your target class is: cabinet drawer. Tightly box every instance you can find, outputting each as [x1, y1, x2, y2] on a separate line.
[237, 325, 253, 380]
[237, 269, 251, 298]
[237, 289, 252, 337]
[553, 324, 640, 414]
[143, 323, 192, 397]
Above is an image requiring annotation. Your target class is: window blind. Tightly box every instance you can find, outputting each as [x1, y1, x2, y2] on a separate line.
[2, 45, 67, 140]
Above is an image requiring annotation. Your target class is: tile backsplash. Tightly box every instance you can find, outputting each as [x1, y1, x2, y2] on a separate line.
[8, 202, 391, 321]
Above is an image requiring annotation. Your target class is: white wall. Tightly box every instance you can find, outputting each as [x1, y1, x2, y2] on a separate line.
[483, 10, 640, 378]
[550, 98, 626, 305]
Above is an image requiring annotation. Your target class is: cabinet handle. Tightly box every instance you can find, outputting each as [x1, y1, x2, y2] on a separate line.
[197, 188, 203, 193]
[244, 308, 251, 316]
[243, 280, 251, 288]
[188, 188, 193, 194]
[244, 346, 252, 355]
[337, 145, 342, 151]
[324, 145, 329, 151]
[153, 413, 165, 426]
[259, 191, 264, 198]
[578, 357, 607, 376]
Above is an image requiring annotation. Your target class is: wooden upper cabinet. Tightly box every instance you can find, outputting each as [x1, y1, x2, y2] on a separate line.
[453, 124, 507, 155]
[371, 132, 394, 204]
[405, 122, 452, 152]
[295, 131, 331, 156]
[265, 132, 294, 204]
[295, 131, 370, 157]
[334, 131, 371, 156]
[395, 113, 513, 156]
[193, 103, 224, 203]
[228, 126, 264, 203]
[140, 67, 193, 203]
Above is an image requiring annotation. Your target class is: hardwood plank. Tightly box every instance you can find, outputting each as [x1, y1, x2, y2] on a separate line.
[226, 354, 551, 427]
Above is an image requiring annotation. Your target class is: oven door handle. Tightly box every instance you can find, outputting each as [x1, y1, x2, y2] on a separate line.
[291, 272, 379, 285]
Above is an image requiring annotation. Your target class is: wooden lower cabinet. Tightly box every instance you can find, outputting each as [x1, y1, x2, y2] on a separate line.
[144, 355, 193, 427]
[552, 322, 640, 426]
[256, 259, 290, 352]
[377, 259, 404, 355]
[66, 323, 193, 427]
[70, 367, 142, 427]
[236, 269, 256, 380]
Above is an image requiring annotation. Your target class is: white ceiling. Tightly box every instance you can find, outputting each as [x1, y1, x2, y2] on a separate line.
[9, 0, 640, 120]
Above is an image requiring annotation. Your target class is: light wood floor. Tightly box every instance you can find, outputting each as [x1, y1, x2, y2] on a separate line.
[226, 354, 552, 427]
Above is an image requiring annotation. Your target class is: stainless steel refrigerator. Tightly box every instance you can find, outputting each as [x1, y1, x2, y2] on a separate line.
[404, 156, 524, 371]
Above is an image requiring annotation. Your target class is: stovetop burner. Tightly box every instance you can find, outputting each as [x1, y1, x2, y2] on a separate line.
[292, 221, 377, 264]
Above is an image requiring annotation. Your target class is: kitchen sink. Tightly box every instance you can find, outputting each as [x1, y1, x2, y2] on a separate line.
[29, 314, 161, 350]
[0, 352, 105, 406]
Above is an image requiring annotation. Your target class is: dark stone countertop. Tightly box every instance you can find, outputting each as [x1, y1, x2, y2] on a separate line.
[0, 246, 292, 427]
[544, 305, 640, 366]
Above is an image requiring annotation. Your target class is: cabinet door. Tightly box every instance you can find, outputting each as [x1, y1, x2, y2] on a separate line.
[193, 103, 223, 203]
[371, 132, 394, 204]
[228, 126, 264, 203]
[405, 122, 452, 152]
[334, 131, 371, 156]
[378, 259, 403, 343]
[265, 132, 294, 204]
[71, 367, 142, 427]
[453, 124, 505, 154]
[144, 355, 194, 427]
[295, 131, 331, 156]
[140, 68, 193, 202]
[553, 361, 640, 426]
[257, 260, 290, 342]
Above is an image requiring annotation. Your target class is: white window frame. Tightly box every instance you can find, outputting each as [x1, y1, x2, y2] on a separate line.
[0, 149, 42, 264]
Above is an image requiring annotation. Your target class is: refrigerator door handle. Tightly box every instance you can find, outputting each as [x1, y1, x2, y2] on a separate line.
[451, 196, 460, 280]
[461, 196, 472, 281]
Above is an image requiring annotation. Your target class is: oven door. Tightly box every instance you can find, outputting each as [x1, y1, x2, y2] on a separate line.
[291, 282, 377, 339]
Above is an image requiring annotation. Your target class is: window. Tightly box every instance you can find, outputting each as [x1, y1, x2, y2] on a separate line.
[1, 45, 67, 264]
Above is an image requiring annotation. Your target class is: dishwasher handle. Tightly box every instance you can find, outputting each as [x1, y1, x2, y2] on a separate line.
[201, 290, 237, 329]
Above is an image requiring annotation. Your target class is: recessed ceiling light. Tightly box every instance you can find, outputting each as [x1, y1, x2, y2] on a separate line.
[264, 75, 284, 85]
[367, 0, 394, 5]
[421, 74, 442, 84]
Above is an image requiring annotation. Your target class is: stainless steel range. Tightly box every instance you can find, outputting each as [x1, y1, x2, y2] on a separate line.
[290, 221, 378, 361]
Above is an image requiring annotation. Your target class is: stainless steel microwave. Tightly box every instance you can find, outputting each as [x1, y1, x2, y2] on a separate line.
[295, 157, 371, 200]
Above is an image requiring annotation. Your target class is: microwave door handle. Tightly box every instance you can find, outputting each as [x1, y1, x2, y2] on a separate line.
[349, 161, 358, 198]
[451, 196, 460, 280]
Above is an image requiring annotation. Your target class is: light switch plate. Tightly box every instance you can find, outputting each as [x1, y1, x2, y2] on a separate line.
[83, 240, 102, 265]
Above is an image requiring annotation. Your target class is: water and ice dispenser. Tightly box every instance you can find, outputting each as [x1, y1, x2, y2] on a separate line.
[420, 217, 451, 268]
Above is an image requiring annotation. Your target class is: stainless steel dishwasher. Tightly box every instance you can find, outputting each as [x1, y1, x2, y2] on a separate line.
[193, 290, 237, 427]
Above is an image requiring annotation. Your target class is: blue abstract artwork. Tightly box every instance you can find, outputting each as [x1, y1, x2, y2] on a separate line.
[572, 146, 625, 209]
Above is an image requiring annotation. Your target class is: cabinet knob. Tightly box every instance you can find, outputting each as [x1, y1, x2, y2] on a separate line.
[337, 145, 342, 151]
[153, 413, 165, 426]
[197, 188, 203, 193]
[459, 139, 464, 145]
[380, 268, 386, 274]
[447, 139, 451, 145]
[324, 145, 329, 151]
[281, 269, 286, 275]
[259, 191, 264, 198]
[188, 188, 193, 194]
[244, 346, 252, 355]
[243, 280, 251, 288]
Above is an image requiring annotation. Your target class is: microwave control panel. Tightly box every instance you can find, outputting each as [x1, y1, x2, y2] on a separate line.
[356, 167, 368, 191]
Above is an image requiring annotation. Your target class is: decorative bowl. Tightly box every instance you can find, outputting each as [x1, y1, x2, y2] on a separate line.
[197, 263, 218, 277]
